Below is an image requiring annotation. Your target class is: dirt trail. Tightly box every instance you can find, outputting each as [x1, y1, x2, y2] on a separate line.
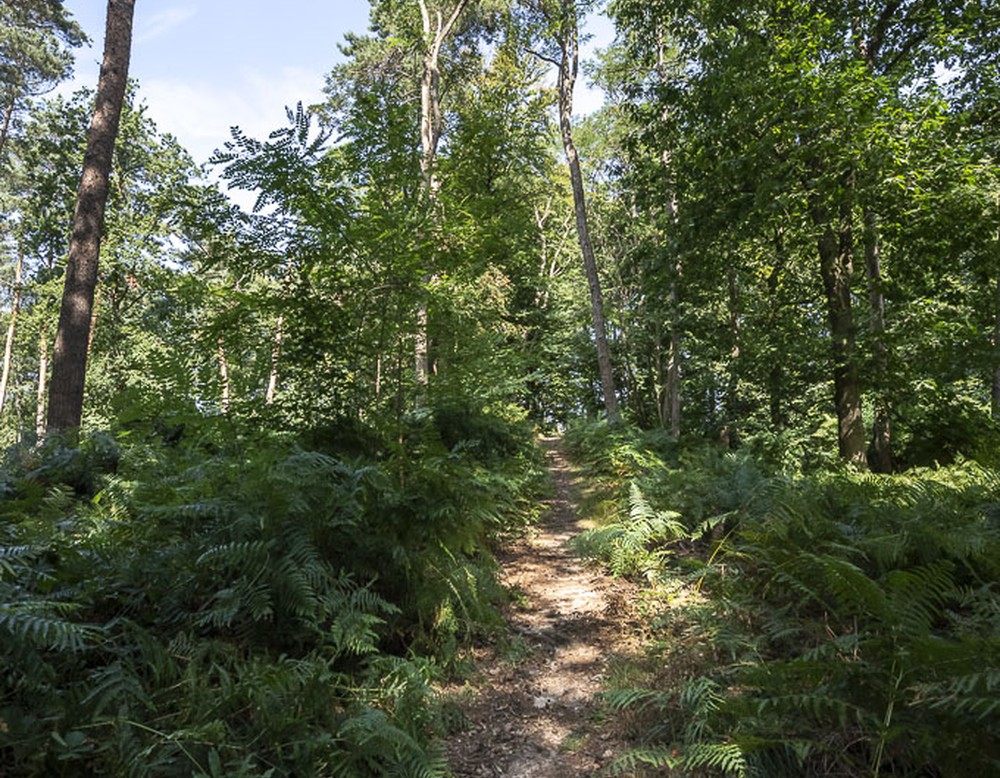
[444, 437, 640, 777]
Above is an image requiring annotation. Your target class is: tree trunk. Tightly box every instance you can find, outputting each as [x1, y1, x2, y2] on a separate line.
[556, 2, 619, 423]
[46, 0, 135, 433]
[655, 24, 681, 435]
[265, 313, 284, 405]
[414, 0, 469, 390]
[663, 277, 681, 437]
[265, 261, 293, 405]
[36, 326, 49, 439]
[993, 275, 1000, 418]
[864, 208, 894, 472]
[217, 336, 231, 414]
[0, 247, 25, 417]
[766, 231, 787, 429]
[812, 199, 866, 467]
[724, 265, 742, 446]
[0, 92, 16, 161]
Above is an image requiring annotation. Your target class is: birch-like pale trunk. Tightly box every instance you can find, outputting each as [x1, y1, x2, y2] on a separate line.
[217, 336, 231, 414]
[35, 326, 49, 439]
[555, 0, 619, 423]
[265, 260, 294, 405]
[661, 187, 682, 437]
[655, 25, 681, 435]
[265, 313, 284, 405]
[0, 248, 25, 417]
[663, 300, 681, 437]
[414, 0, 468, 389]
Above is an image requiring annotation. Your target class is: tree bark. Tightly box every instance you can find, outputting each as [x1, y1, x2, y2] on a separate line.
[0, 247, 25, 417]
[864, 208, 894, 472]
[217, 335, 231, 414]
[663, 277, 681, 437]
[265, 261, 293, 405]
[992, 275, 1000, 418]
[36, 326, 49, 439]
[767, 229, 787, 430]
[265, 313, 285, 405]
[812, 198, 867, 467]
[0, 92, 16, 161]
[46, 0, 135, 433]
[724, 265, 742, 446]
[852, 15, 894, 471]
[555, 1, 619, 423]
[414, 0, 469, 389]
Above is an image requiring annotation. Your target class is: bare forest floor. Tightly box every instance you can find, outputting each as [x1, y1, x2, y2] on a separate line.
[443, 437, 643, 777]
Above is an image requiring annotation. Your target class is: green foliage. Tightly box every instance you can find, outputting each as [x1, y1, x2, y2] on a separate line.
[0, 410, 544, 776]
[575, 483, 688, 580]
[569, 421, 1000, 777]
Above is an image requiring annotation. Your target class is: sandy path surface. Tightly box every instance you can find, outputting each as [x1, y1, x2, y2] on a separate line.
[444, 438, 640, 777]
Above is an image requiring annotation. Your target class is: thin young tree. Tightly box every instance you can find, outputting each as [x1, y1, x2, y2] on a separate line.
[46, 0, 135, 432]
[415, 0, 470, 387]
[529, 0, 619, 422]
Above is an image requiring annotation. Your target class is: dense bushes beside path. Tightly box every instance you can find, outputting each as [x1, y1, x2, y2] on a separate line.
[0, 406, 543, 777]
[564, 420, 1000, 778]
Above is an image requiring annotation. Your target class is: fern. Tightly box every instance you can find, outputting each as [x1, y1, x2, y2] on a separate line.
[0, 602, 97, 652]
[684, 742, 749, 776]
[563, 427, 1000, 778]
[606, 746, 682, 775]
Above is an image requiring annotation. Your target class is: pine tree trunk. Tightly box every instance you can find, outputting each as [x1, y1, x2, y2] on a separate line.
[0, 92, 16, 161]
[0, 248, 25, 417]
[556, 3, 619, 423]
[46, 0, 135, 433]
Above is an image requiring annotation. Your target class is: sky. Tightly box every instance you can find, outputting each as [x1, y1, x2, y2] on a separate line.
[60, 1, 612, 173]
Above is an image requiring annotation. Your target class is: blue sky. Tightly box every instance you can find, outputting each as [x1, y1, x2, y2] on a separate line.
[61, 2, 612, 169]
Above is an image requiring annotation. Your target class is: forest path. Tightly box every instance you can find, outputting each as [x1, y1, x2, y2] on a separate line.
[443, 437, 641, 777]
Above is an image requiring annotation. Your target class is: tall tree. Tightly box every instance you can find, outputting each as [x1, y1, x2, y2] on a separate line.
[46, 0, 135, 432]
[415, 0, 471, 387]
[530, 0, 619, 422]
[0, 0, 84, 160]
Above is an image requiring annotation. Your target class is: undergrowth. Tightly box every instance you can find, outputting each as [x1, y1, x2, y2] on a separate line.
[564, 419, 1000, 778]
[0, 404, 544, 776]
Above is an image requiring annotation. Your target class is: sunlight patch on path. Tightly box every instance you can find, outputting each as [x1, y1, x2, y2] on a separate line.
[444, 438, 641, 777]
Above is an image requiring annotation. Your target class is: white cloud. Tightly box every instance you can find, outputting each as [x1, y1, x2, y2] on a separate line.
[141, 66, 327, 166]
[136, 7, 197, 45]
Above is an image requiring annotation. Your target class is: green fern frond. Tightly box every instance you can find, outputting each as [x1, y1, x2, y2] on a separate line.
[604, 686, 673, 712]
[683, 742, 749, 776]
[0, 603, 97, 651]
[82, 660, 153, 719]
[606, 746, 682, 775]
[0, 544, 36, 578]
[196, 540, 271, 569]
